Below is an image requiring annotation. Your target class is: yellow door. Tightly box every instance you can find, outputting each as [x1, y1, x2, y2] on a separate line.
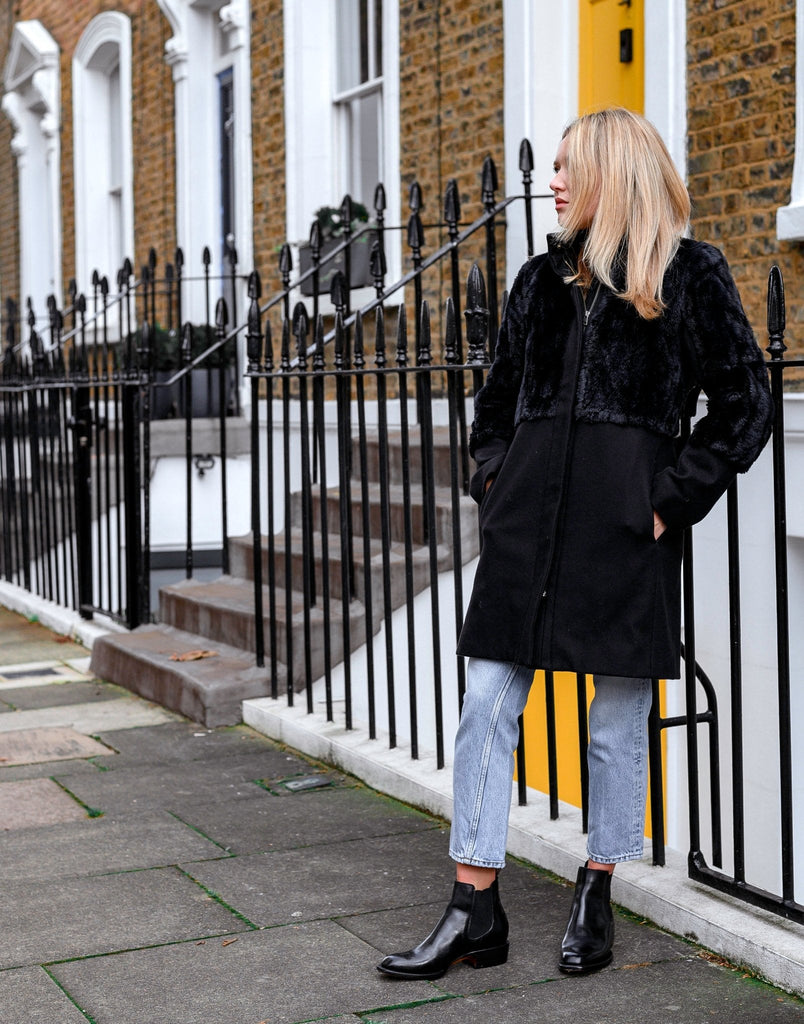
[579, 0, 644, 114]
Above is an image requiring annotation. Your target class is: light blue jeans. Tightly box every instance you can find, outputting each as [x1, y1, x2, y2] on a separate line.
[449, 659, 652, 869]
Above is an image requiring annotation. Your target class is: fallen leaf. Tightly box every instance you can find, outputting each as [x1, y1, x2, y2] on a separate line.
[169, 649, 218, 662]
[222, 937, 238, 947]
[196, 940, 206, 946]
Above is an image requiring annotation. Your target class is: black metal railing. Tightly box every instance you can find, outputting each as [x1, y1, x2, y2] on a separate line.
[0, 139, 799, 923]
[0, 142, 541, 629]
[245, 267, 490, 766]
[674, 267, 802, 923]
[245, 261, 801, 925]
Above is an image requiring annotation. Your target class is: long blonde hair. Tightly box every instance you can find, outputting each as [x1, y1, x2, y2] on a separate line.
[558, 108, 690, 320]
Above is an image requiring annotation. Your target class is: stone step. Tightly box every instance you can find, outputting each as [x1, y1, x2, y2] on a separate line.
[293, 480, 479, 551]
[352, 425, 473, 490]
[229, 529, 459, 609]
[89, 623, 276, 728]
[158, 575, 377, 690]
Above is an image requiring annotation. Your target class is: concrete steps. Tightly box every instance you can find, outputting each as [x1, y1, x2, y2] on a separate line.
[89, 623, 276, 727]
[90, 425, 479, 727]
[159, 575, 377, 686]
[229, 528, 458, 609]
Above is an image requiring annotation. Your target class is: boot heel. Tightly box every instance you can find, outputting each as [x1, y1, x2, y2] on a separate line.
[467, 943, 509, 969]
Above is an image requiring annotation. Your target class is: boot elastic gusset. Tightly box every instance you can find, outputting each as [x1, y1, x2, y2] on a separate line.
[377, 879, 509, 980]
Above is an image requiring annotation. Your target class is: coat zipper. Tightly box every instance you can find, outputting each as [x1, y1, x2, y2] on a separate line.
[520, 286, 590, 662]
[582, 280, 603, 326]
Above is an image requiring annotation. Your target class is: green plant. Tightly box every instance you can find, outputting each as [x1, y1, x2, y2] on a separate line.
[314, 202, 370, 241]
[126, 325, 235, 371]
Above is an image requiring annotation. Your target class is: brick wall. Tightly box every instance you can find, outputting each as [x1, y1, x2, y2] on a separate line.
[687, 0, 803, 364]
[1, 1, 175, 306]
[250, 0, 286, 286]
[0, 2, 19, 308]
[398, 0, 506, 342]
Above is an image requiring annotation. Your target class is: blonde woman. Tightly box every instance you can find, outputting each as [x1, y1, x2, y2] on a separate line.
[378, 108, 773, 980]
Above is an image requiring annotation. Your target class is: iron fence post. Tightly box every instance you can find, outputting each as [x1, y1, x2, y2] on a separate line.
[71, 380, 94, 619]
[121, 375, 143, 628]
[766, 265, 794, 905]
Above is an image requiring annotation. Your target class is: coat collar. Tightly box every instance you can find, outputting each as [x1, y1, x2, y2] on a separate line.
[546, 230, 628, 292]
[546, 231, 583, 278]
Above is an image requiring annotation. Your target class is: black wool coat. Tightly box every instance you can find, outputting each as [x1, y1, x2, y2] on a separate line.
[456, 235, 774, 679]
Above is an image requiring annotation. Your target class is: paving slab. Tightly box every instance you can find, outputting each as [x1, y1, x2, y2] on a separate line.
[0, 810, 228, 882]
[373, 958, 804, 1023]
[95, 720, 306, 767]
[0, 867, 246, 969]
[0, 966, 90, 1024]
[0, 777, 88, 829]
[0, 680, 123, 710]
[180, 829, 455, 926]
[0, 726, 112, 766]
[0, 758, 102, 781]
[53, 759, 284, 815]
[173, 785, 439, 856]
[50, 921, 434, 1024]
[0, 607, 87, 664]
[0, 698, 179, 736]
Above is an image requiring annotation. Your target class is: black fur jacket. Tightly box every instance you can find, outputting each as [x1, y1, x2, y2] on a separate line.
[457, 235, 774, 677]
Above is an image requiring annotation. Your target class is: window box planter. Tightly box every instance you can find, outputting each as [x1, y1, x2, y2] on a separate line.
[298, 230, 378, 296]
[127, 325, 237, 420]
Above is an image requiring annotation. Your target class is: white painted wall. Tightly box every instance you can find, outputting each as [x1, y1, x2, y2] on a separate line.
[149, 453, 252, 552]
[2, 21, 62, 323]
[777, 0, 804, 239]
[502, 0, 577, 270]
[502, 0, 686, 278]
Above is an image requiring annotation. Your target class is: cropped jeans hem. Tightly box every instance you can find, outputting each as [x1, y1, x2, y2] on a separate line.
[585, 849, 645, 866]
[448, 853, 506, 870]
[449, 660, 652, 870]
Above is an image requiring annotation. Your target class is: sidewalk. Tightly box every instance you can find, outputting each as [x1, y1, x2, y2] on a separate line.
[0, 606, 802, 1024]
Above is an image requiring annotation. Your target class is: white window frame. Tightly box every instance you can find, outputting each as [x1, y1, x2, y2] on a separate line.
[284, 0, 401, 286]
[332, 0, 384, 209]
[73, 12, 134, 317]
[777, 0, 804, 239]
[2, 20, 62, 325]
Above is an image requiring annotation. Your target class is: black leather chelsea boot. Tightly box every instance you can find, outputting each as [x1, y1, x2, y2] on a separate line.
[377, 879, 509, 980]
[558, 864, 614, 974]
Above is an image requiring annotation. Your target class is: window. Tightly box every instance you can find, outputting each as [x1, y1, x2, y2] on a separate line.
[283, 0, 400, 279]
[218, 66, 236, 314]
[334, 0, 384, 208]
[73, 13, 134, 315]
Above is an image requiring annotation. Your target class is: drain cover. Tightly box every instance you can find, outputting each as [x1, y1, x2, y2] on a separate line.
[282, 775, 332, 793]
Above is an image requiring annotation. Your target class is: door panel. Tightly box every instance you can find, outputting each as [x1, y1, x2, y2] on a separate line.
[579, 0, 644, 114]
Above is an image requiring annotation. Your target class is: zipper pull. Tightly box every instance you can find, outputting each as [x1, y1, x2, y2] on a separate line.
[584, 309, 591, 327]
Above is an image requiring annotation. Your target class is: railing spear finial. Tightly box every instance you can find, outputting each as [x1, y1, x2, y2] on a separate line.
[767, 265, 787, 360]
[465, 263, 490, 364]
